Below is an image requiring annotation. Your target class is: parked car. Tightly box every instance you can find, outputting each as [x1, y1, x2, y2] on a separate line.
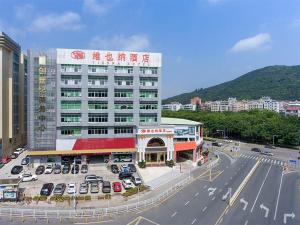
[71, 164, 79, 174]
[122, 179, 134, 189]
[0, 162, 4, 169]
[128, 164, 137, 173]
[111, 164, 119, 174]
[79, 183, 89, 194]
[251, 147, 261, 153]
[112, 182, 122, 192]
[11, 165, 23, 175]
[40, 183, 54, 196]
[35, 165, 45, 175]
[19, 173, 38, 182]
[131, 174, 142, 186]
[85, 175, 103, 183]
[81, 164, 88, 173]
[11, 153, 18, 159]
[13, 148, 24, 156]
[261, 151, 274, 156]
[90, 183, 99, 193]
[114, 157, 132, 163]
[120, 164, 130, 173]
[102, 181, 111, 193]
[21, 157, 30, 166]
[67, 183, 77, 194]
[53, 164, 61, 174]
[2, 156, 11, 164]
[53, 183, 66, 196]
[62, 164, 71, 174]
[119, 172, 132, 180]
[45, 164, 53, 174]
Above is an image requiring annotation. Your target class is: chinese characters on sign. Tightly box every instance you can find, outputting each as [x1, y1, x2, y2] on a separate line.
[57, 49, 161, 67]
[139, 128, 174, 134]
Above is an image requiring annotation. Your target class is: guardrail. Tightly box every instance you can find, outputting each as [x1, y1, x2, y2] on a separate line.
[0, 176, 192, 222]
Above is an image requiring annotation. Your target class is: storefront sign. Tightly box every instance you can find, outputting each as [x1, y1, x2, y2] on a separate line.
[3, 190, 17, 200]
[138, 128, 174, 135]
[174, 126, 195, 137]
[57, 49, 162, 67]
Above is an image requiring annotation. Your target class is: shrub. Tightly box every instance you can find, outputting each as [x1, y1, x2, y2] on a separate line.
[122, 185, 148, 197]
[84, 195, 91, 201]
[138, 160, 146, 168]
[165, 159, 175, 167]
[33, 195, 47, 201]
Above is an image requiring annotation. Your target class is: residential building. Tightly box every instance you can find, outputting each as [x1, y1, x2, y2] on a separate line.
[162, 102, 182, 111]
[284, 102, 300, 117]
[0, 32, 27, 159]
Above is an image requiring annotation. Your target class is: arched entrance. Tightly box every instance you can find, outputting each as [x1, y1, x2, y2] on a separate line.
[145, 137, 167, 165]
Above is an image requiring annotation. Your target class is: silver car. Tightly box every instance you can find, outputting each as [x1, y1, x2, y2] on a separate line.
[79, 183, 88, 194]
[90, 183, 99, 193]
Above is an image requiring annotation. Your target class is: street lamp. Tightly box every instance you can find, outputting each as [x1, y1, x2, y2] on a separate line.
[272, 135, 278, 146]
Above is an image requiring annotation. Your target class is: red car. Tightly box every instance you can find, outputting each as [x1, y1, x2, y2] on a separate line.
[2, 156, 12, 164]
[113, 182, 122, 192]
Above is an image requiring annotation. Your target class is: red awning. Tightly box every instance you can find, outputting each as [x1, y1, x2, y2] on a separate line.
[72, 138, 136, 150]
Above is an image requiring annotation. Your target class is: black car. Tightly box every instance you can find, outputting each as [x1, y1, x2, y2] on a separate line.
[102, 181, 111, 193]
[62, 164, 71, 174]
[119, 172, 132, 180]
[111, 164, 119, 174]
[128, 164, 137, 173]
[35, 165, 45, 175]
[251, 148, 261, 152]
[81, 164, 88, 173]
[11, 165, 23, 174]
[53, 164, 61, 174]
[40, 183, 54, 196]
[11, 153, 18, 159]
[71, 164, 79, 174]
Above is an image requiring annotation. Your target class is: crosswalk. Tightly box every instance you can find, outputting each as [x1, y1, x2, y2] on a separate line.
[239, 154, 284, 166]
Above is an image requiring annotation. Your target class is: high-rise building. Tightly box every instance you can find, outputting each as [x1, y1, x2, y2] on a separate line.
[0, 31, 27, 159]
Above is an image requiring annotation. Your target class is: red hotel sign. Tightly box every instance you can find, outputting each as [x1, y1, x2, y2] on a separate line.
[140, 128, 173, 134]
[71, 51, 85, 59]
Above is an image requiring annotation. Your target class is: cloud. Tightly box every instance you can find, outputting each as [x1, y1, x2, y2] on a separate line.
[89, 34, 150, 51]
[29, 12, 84, 32]
[15, 4, 34, 20]
[0, 19, 25, 38]
[83, 0, 116, 15]
[230, 33, 271, 53]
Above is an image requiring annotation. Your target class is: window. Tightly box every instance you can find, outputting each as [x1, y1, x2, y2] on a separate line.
[140, 90, 158, 98]
[115, 76, 133, 86]
[61, 101, 81, 110]
[88, 114, 108, 123]
[88, 127, 108, 135]
[88, 89, 108, 98]
[61, 128, 81, 136]
[115, 102, 133, 110]
[114, 90, 133, 98]
[88, 101, 108, 110]
[61, 114, 81, 123]
[114, 127, 133, 134]
[140, 77, 158, 87]
[88, 65, 108, 73]
[115, 114, 134, 123]
[61, 89, 81, 97]
[140, 114, 157, 123]
[88, 76, 107, 85]
[61, 75, 81, 85]
[61, 64, 81, 73]
[115, 66, 133, 74]
[140, 103, 158, 110]
[140, 67, 158, 75]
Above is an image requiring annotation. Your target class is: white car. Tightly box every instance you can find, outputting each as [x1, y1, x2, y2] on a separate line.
[13, 148, 25, 156]
[122, 179, 134, 189]
[19, 173, 38, 182]
[44, 164, 53, 174]
[67, 183, 77, 194]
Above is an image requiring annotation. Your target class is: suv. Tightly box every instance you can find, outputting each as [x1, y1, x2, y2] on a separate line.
[128, 164, 137, 173]
[251, 148, 261, 153]
[119, 172, 132, 180]
[35, 165, 45, 175]
[67, 183, 76, 194]
[79, 183, 88, 194]
[90, 183, 99, 193]
[85, 175, 103, 183]
[131, 174, 142, 186]
[40, 183, 54, 196]
[11, 165, 23, 174]
[111, 164, 119, 174]
[45, 164, 53, 174]
[53, 183, 66, 195]
[21, 157, 30, 166]
[102, 181, 111, 193]
[53, 164, 61, 174]
[71, 164, 79, 174]
[81, 164, 88, 173]
[62, 164, 71, 174]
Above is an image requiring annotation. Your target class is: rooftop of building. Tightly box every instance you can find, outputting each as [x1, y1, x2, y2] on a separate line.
[161, 117, 202, 126]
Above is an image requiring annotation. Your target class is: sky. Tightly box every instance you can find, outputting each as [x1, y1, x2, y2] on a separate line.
[1, 0, 300, 98]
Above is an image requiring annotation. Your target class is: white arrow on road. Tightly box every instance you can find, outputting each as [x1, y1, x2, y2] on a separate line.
[284, 212, 295, 224]
[207, 187, 217, 196]
[260, 204, 269, 218]
[222, 189, 230, 200]
[240, 198, 248, 211]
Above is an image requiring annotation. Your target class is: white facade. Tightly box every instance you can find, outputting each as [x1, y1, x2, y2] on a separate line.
[162, 102, 182, 111]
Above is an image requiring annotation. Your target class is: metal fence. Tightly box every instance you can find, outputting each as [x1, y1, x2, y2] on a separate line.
[0, 176, 192, 222]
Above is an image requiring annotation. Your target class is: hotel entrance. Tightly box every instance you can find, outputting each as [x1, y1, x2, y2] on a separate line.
[144, 137, 168, 166]
[145, 152, 167, 164]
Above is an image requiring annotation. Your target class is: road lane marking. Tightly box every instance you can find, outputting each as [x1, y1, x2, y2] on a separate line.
[260, 204, 269, 218]
[284, 212, 295, 224]
[194, 192, 199, 197]
[202, 206, 207, 212]
[281, 162, 283, 166]
[212, 196, 216, 200]
[191, 218, 197, 224]
[185, 201, 190, 206]
[240, 198, 248, 211]
[171, 212, 177, 218]
[244, 220, 248, 225]
[267, 159, 270, 163]
[274, 170, 283, 220]
[203, 185, 207, 189]
[250, 164, 272, 212]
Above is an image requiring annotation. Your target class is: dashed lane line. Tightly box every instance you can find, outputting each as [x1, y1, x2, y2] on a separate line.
[191, 218, 197, 224]
[194, 192, 199, 197]
[202, 206, 207, 212]
[185, 201, 190, 206]
[274, 170, 284, 220]
[171, 212, 177, 218]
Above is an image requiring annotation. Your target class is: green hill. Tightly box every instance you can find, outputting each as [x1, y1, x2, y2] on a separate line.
[163, 65, 300, 104]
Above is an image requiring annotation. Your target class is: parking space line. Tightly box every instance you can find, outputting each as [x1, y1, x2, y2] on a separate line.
[202, 206, 207, 212]
[194, 192, 199, 197]
[171, 212, 177, 218]
[185, 201, 190, 206]
[191, 218, 197, 224]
